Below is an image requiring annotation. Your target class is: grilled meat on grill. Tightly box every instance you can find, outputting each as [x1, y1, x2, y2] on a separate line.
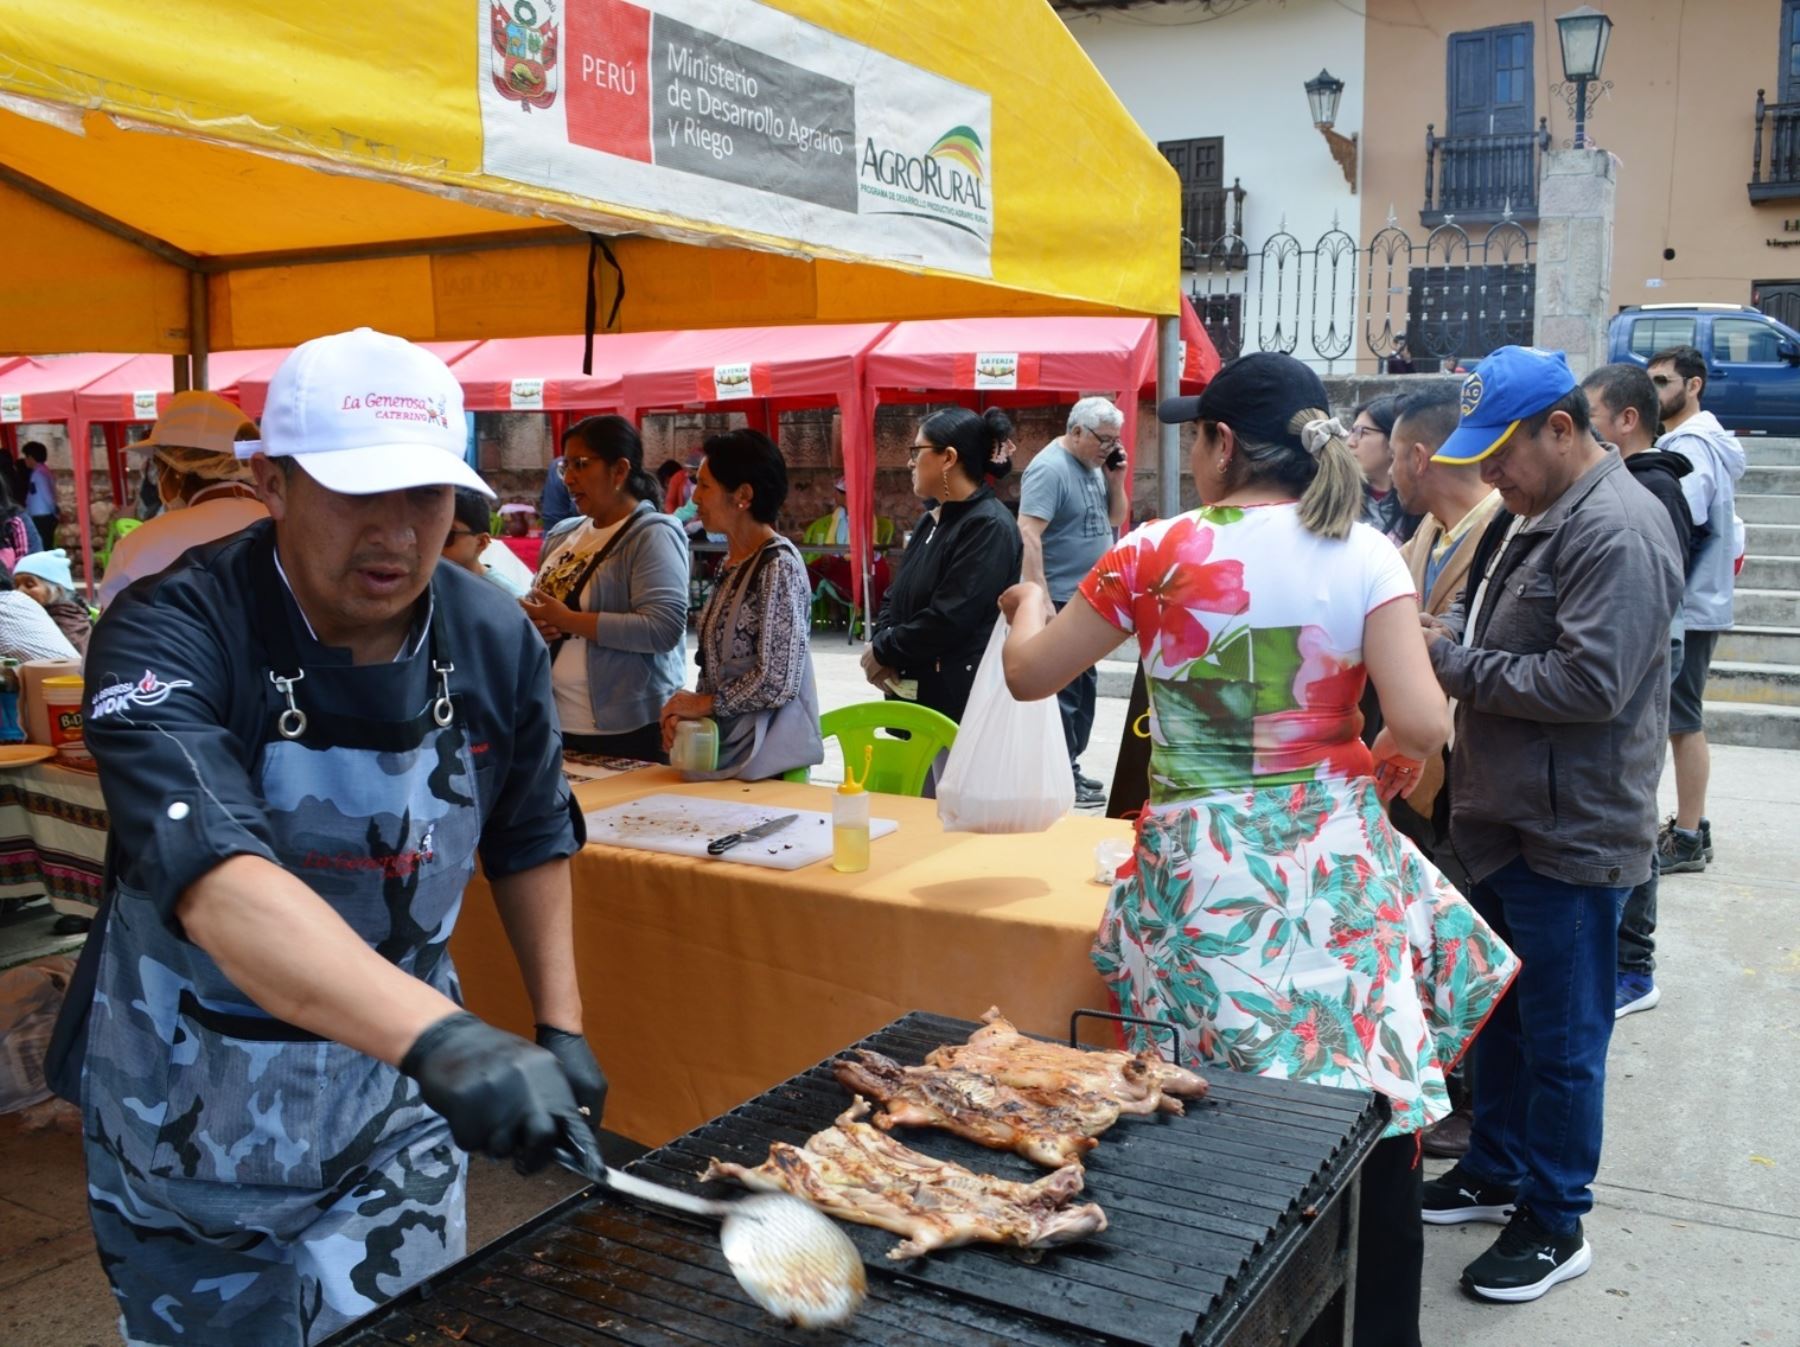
[703, 1098, 1109, 1260]
[926, 1008, 1209, 1116]
[832, 1048, 1113, 1168]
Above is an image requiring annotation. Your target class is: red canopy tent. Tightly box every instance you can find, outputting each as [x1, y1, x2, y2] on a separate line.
[0, 355, 138, 559]
[863, 295, 1221, 478]
[70, 349, 285, 523]
[453, 332, 676, 451]
[617, 322, 895, 608]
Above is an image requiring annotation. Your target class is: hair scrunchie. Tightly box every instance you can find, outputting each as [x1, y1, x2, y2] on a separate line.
[1300, 416, 1349, 458]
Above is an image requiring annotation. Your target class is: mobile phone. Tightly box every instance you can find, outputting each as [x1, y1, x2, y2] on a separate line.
[1105, 446, 1128, 471]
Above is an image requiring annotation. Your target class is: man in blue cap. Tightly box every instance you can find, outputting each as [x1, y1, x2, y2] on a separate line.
[1402, 346, 1682, 1303]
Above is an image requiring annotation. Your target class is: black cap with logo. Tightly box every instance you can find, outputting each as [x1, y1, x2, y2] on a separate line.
[1156, 351, 1331, 454]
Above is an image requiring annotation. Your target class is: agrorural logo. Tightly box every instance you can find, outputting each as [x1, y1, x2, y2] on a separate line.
[859, 123, 991, 239]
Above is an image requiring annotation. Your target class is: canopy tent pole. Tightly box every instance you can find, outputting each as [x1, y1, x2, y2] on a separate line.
[172, 354, 191, 394]
[103, 421, 125, 507]
[188, 272, 210, 391]
[1156, 316, 1181, 520]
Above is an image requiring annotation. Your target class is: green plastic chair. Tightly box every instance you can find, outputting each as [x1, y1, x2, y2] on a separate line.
[785, 701, 959, 797]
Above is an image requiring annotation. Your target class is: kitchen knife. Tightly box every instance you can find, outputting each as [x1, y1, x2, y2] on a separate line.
[707, 813, 800, 856]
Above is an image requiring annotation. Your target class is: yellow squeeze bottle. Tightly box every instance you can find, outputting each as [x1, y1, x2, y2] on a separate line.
[832, 746, 873, 873]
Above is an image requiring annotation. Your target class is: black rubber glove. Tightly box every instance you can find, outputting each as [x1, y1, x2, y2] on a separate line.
[536, 1023, 608, 1131]
[400, 1012, 578, 1173]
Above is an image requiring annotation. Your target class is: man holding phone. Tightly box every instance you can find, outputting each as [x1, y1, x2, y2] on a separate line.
[1019, 396, 1130, 807]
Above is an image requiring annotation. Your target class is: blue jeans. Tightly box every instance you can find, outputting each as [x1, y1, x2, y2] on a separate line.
[1461, 856, 1626, 1235]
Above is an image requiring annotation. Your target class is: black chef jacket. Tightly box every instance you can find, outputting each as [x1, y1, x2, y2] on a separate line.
[85, 520, 581, 929]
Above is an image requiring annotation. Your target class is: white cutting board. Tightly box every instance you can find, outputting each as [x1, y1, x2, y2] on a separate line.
[583, 793, 898, 870]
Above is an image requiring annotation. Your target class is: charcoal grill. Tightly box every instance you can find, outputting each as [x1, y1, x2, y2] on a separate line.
[323, 1011, 1387, 1347]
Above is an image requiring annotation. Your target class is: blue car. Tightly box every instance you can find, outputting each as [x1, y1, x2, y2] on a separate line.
[1606, 304, 1800, 435]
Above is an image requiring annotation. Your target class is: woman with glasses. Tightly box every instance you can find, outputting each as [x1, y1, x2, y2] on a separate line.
[660, 429, 823, 781]
[861, 407, 1023, 734]
[521, 415, 689, 762]
[1348, 395, 1418, 542]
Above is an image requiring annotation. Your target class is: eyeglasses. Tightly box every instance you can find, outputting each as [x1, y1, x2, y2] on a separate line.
[1346, 424, 1385, 440]
[1650, 374, 1678, 387]
[907, 442, 939, 464]
[1084, 427, 1122, 450]
[442, 528, 477, 548]
[559, 455, 600, 475]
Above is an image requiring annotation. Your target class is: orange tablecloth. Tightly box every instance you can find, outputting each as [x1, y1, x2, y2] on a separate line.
[450, 767, 1129, 1146]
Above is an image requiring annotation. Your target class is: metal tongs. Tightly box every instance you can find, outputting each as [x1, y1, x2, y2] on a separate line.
[553, 1115, 865, 1328]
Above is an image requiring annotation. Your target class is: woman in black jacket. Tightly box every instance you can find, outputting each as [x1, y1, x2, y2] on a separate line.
[861, 407, 1023, 724]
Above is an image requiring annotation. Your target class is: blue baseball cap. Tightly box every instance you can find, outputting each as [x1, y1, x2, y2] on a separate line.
[1433, 345, 1579, 465]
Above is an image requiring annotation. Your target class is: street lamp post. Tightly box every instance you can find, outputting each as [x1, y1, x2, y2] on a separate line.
[1555, 5, 1615, 150]
[1304, 68, 1358, 191]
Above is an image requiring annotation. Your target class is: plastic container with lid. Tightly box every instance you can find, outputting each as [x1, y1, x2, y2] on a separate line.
[832, 746, 874, 874]
[42, 675, 88, 764]
[670, 716, 718, 775]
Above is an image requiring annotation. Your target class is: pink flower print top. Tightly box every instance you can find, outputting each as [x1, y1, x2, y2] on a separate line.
[1079, 504, 1415, 803]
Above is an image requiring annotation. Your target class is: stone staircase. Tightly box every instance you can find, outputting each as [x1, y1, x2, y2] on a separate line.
[1711, 438, 1800, 748]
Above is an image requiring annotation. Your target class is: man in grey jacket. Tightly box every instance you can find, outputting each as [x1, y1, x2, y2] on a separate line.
[1648, 345, 1746, 873]
[1404, 347, 1682, 1305]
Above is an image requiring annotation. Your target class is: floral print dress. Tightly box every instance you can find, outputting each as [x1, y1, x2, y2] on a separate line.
[1080, 504, 1518, 1136]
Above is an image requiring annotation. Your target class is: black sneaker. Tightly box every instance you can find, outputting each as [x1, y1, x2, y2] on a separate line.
[1074, 780, 1107, 808]
[1075, 770, 1105, 793]
[1421, 1162, 1518, 1225]
[1700, 815, 1714, 862]
[1658, 822, 1706, 874]
[1461, 1206, 1592, 1303]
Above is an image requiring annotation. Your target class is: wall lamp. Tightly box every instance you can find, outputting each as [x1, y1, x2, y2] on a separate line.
[1304, 68, 1358, 191]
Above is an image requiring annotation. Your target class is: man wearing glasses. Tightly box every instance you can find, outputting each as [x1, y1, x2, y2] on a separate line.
[1646, 345, 1746, 874]
[1019, 396, 1130, 807]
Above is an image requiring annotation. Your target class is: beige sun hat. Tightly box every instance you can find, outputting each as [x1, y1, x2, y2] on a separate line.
[137, 390, 258, 483]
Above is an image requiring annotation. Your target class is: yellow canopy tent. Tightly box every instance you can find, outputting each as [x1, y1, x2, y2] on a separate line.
[0, 0, 1179, 592]
[0, 0, 1179, 356]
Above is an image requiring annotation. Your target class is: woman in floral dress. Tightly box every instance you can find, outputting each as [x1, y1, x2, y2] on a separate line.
[1000, 353, 1517, 1347]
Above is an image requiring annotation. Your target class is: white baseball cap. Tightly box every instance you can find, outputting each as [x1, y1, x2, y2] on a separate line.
[237, 328, 492, 497]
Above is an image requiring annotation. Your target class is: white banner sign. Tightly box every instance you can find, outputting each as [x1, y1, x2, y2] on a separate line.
[132, 390, 159, 419]
[479, 0, 994, 277]
[711, 363, 754, 399]
[972, 352, 1019, 390]
[510, 378, 546, 410]
[0, 394, 19, 424]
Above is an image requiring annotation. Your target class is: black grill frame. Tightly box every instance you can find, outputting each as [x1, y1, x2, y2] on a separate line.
[325, 1011, 1386, 1347]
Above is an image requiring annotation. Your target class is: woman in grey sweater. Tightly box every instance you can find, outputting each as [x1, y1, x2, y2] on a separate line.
[522, 415, 689, 761]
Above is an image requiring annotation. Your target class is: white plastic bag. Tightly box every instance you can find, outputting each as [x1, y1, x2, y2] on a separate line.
[937, 621, 1076, 833]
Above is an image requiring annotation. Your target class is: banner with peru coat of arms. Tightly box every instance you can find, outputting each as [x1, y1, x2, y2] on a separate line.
[479, 0, 995, 278]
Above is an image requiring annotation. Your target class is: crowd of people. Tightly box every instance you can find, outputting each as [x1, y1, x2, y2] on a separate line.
[24, 324, 1745, 1347]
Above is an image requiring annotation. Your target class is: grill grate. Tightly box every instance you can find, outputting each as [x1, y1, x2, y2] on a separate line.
[325, 1011, 1385, 1347]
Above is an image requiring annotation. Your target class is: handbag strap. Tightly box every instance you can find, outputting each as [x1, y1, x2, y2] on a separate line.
[546, 507, 645, 659]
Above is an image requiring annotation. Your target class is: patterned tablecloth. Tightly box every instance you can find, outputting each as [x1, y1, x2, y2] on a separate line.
[0, 760, 108, 918]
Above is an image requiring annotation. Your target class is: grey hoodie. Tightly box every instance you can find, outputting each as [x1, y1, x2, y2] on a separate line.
[1657, 410, 1745, 633]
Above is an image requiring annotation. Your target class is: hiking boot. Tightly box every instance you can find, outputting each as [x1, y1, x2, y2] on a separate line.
[1421, 1162, 1517, 1225]
[1657, 822, 1706, 874]
[1614, 971, 1661, 1019]
[1461, 1206, 1592, 1303]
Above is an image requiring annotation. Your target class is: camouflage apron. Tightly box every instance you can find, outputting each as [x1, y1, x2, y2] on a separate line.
[82, 556, 481, 1347]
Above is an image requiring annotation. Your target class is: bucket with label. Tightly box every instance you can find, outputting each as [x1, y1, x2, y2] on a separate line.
[41, 676, 88, 764]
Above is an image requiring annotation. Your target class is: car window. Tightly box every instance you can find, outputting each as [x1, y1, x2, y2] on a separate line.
[1628, 316, 1697, 358]
[1712, 317, 1782, 364]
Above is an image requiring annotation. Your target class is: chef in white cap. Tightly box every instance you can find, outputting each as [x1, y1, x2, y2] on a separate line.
[49, 328, 604, 1347]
